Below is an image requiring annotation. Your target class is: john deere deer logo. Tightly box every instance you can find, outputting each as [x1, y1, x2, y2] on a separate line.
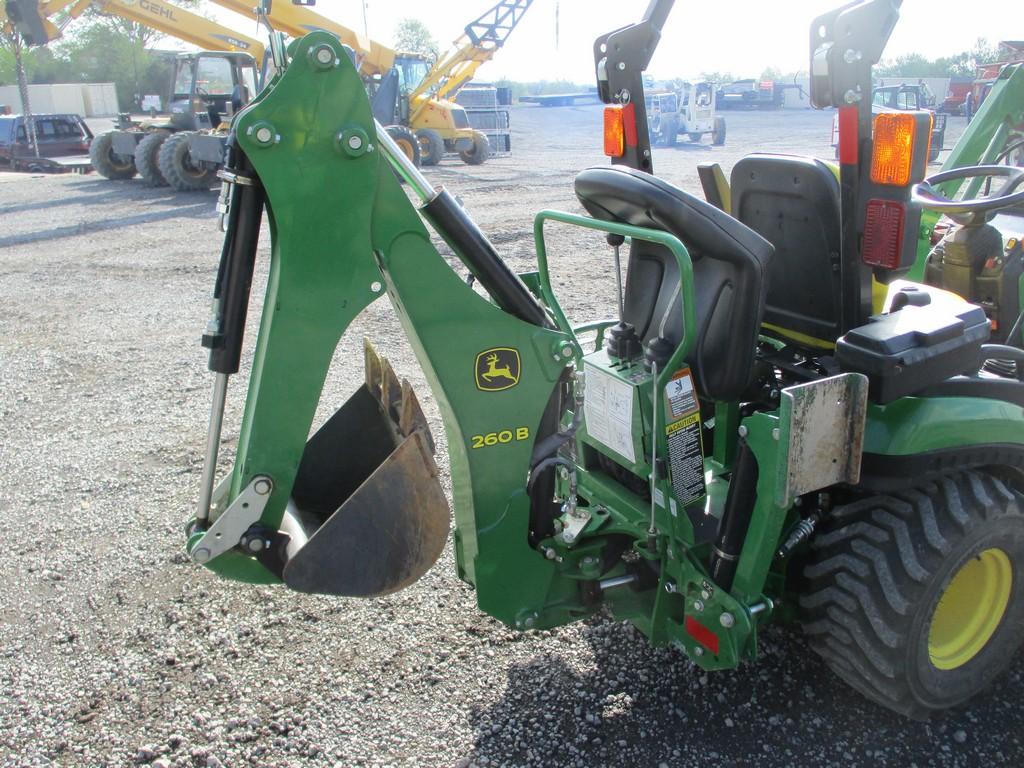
[475, 347, 521, 392]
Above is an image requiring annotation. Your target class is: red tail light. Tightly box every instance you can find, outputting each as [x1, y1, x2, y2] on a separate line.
[863, 199, 906, 269]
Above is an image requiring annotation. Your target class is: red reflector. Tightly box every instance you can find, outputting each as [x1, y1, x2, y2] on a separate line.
[685, 615, 720, 655]
[622, 102, 638, 147]
[863, 199, 906, 269]
[838, 106, 858, 165]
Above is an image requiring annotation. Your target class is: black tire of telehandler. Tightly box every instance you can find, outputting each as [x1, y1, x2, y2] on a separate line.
[712, 116, 726, 146]
[90, 131, 137, 180]
[134, 130, 170, 187]
[800, 470, 1024, 719]
[158, 132, 217, 192]
[385, 124, 421, 167]
[459, 131, 490, 166]
[416, 128, 445, 166]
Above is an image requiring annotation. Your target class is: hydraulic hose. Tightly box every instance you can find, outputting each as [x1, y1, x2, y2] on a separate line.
[709, 439, 759, 592]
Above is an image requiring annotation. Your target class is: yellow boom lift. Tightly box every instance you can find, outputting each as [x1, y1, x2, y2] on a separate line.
[208, 0, 531, 165]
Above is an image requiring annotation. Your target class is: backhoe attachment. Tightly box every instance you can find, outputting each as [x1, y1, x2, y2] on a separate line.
[278, 342, 449, 596]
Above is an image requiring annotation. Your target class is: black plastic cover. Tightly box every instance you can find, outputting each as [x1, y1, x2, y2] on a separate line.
[836, 303, 990, 403]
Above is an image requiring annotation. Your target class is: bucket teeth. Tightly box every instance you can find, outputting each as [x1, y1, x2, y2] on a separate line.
[363, 338, 435, 452]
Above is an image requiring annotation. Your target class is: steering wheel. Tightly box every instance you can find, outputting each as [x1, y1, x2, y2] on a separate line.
[911, 165, 1024, 225]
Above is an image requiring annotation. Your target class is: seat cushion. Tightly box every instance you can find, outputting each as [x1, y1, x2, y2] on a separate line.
[575, 166, 773, 401]
[731, 154, 849, 345]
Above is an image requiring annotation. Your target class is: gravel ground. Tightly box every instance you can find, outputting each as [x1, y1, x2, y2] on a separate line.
[2, 105, 1021, 768]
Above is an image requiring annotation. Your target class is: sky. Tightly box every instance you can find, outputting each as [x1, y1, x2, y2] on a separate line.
[204, 0, 1016, 83]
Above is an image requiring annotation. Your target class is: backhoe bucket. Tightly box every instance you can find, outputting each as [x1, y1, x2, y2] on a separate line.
[277, 341, 449, 597]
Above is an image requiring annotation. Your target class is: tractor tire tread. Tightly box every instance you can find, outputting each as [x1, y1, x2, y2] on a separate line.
[158, 132, 216, 192]
[800, 470, 1024, 719]
[417, 129, 445, 166]
[89, 131, 136, 180]
[135, 131, 170, 187]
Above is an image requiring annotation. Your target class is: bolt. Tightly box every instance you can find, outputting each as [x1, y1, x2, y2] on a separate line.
[544, 547, 557, 560]
[771, 428, 781, 441]
[192, 547, 211, 563]
[561, 346, 573, 358]
[370, 281, 382, 293]
[694, 646, 704, 657]
[720, 612, 735, 629]
[348, 134, 364, 150]
[667, 548, 674, 560]
[582, 556, 597, 566]
[253, 478, 272, 495]
[700, 589, 711, 601]
[245, 537, 265, 554]
[737, 425, 748, 437]
[843, 48, 863, 64]
[316, 46, 334, 65]
[254, 126, 272, 144]
[693, 600, 705, 612]
[844, 88, 861, 104]
[617, 61, 626, 70]
[664, 581, 677, 594]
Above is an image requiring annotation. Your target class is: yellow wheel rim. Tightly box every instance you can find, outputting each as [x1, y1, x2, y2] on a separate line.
[929, 548, 1013, 670]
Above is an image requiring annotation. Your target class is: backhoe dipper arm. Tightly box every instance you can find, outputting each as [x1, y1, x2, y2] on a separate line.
[188, 33, 579, 624]
[592, 0, 674, 174]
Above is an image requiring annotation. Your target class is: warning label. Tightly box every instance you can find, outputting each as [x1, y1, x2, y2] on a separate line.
[667, 412, 706, 505]
[664, 368, 699, 422]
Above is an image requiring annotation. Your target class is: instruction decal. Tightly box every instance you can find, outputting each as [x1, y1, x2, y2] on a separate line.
[584, 363, 636, 463]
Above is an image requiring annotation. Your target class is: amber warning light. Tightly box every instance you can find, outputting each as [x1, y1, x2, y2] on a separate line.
[871, 112, 931, 187]
[603, 103, 639, 158]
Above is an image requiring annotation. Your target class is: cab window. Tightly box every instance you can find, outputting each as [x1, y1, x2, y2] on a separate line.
[173, 60, 196, 99]
[195, 57, 235, 96]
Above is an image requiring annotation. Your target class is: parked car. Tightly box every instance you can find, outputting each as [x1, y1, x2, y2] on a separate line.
[0, 113, 93, 171]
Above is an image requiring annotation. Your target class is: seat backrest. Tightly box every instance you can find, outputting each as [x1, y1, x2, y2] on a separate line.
[575, 166, 773, 402]
[730, 153, 845, 346]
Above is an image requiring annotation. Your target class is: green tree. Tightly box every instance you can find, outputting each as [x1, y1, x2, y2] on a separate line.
[699, 71, 734, 85]
[394, 18, 438, 59]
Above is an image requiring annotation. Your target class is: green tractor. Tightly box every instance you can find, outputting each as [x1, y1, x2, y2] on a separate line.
[186, 0, 1024, 719]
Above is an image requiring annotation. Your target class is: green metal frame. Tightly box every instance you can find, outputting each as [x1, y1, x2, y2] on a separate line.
[188, 33, 1024, 674]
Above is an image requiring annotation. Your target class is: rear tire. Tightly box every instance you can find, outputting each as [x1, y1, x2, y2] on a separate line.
[416, 128, 444, 166]
[458, 130, 490, 166]
[800, 470, 1024, 719]
[385, 124, 421, 167]
[712, 116, 726, 146]
[134, 130, 170, 187]
[89, 131, 136, 180]
[158, 132, 217, 192]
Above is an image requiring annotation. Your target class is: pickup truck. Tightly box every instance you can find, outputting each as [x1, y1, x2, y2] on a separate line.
[0, 113, 94, 172]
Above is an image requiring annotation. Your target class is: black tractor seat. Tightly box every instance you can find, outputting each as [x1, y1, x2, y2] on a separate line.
[575, 165, 773, 402]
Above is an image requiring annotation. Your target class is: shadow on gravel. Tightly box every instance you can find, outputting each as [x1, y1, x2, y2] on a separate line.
[0, 184, 196, 216]
[0, 201, 215, 249]
[463, 616, 1023, 768]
